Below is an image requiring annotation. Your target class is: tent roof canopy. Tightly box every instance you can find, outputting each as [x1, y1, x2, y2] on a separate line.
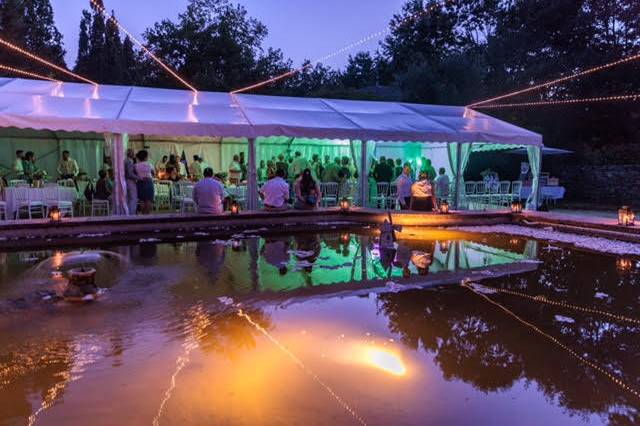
[0, 77, 542, 146]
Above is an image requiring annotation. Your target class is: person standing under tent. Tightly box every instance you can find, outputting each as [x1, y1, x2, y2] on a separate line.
[410, 172, 438, 212]
[134, 150, 155, 215]
[396, 164, 413, 210]
[374, 156, 393, 183]
[260, 168, 290, 211]
[57, 150, 79, 180]
[394, 159, 403, 179]
[228, 155, 242, 185]
[12, 150, 24, 179]
[124, 148, 139, 215]
[266, 160, 276, 180]
[310, 154, 323, 181]
[435, 168, 450, 201]
[257, 160, 268, 182]
[193, 167, 225, 215]
[190, 155, 204, 181]
[322, 157, 341, 182]
[239, 152, 248, 182]
[22, 152, 38, 183]
[290, 151, 310, 179]
[102, 156, 112, 173]
[275, 154, 288, 180]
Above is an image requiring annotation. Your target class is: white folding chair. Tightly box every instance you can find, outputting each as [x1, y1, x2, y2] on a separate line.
[372, 182, 389, 208]
[14, 187, 45, 219]
[0, 201, 6, 220]
[320, 182, 339, 207]
[180, 185, 196, 213]
[510, 181, 523, 204]
[91, 199, 110, 217]
[386, 183, 398, 210]
[154, 181, 172, 211]
[498, 181, 511, 206]
[464, 182, 476, 209]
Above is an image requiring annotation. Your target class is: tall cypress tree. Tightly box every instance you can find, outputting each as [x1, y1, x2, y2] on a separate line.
[103, 10, 122, 83]
[85, 2, 106, 81]
[121, 35, 137, 85]
[74, 10, 92, 75]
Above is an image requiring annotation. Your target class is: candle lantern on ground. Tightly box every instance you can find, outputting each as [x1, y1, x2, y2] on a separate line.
[230, 200, 240, 215]
[340, 198, 351, 213]
[440, 201, 450, 214]
[49, 206, 62, 223]
[618, 206, 635, 226]
[511, 200, 523, 214]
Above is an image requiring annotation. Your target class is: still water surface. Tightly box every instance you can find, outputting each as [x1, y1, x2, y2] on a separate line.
[0, 231, 638, 425]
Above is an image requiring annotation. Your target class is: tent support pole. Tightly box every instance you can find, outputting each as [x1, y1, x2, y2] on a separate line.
[247, 137, 258, 211]
[359, 140, 368, 208]
[454, 142, 462, 210]
[111, 133, 128, 216]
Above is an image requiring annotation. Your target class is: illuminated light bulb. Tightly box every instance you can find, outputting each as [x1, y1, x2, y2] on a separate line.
[0, 37, 97, 85]
[468, 52, 640, 107]
[473, 94, 640, 110]
[89, 0, 197, 93]
[0, 63, 60, 82]
[231, 0, 455, 93]
[364, 347, 406, 376]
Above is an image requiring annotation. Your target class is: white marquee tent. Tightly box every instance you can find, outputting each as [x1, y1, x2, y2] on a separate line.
[0, 77, 543, 214]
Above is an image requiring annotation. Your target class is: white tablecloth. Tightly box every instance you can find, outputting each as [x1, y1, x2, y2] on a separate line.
[4, 187, 77, 218]
[520, 186, 566, 201]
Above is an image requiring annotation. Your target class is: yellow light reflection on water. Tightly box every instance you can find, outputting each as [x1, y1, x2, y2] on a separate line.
[363, 346, 406, 376]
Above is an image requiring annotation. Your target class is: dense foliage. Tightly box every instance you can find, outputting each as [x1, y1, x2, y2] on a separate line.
[0, 0, 638, 162]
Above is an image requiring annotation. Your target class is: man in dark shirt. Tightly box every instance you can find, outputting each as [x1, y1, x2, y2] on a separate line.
[374, 156, 394, 182]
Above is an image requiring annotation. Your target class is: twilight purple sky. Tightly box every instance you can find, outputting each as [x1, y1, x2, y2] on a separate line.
[50, 0, 408, 69]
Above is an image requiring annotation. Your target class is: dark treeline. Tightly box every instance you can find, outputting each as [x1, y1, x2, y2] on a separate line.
[0, 0, 639, 163]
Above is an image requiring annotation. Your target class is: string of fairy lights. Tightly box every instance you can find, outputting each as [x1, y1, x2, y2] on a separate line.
[88, 0, 198, 93]
[0, 36, 97, 85]
[473, 94, 640, 109]
[467, 282, 640, 325]
[468, 52, 640, 108]
[462, 281, 640, 401]
[231, 0, 456, 94]
[0, 63, 60, 82]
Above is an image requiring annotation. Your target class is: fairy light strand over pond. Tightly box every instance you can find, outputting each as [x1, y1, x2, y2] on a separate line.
[469, 283, 640, 325]
[231, 0, 455, 94]
[462, 281, 640, 401]
[89, 0, 197, 93]
[0, 37, 97, 85]
[468, 52, 640, 107]
[237, 308, 368, 426]
[472, 94, 640, 109]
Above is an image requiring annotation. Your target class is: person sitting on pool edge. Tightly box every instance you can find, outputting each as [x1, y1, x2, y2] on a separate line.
[260, 168, 290, 211]
[294, 168, 322, 210]
[193, 167, 226, 214]
[410, 171, 438, 212]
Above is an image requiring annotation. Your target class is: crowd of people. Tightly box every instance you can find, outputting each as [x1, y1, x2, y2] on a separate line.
[5, 147, 453, 215]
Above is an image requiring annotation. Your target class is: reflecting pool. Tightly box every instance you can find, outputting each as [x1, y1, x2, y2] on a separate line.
[0, 230, 638, 425]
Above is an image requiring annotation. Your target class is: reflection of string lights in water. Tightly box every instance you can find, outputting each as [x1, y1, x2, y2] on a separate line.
[237, 309, 367, 426]
[462, 282, 640, 400]
[153, 305, 212, 426]
[469, 282, 640, 326]
[363, 347, 406, 376]
[28, 340, 101, 426]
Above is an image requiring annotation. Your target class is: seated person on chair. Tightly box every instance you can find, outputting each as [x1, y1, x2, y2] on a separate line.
[193, 167, 225, 215]
[260, 168, 290, 211]
[410, 172, 438, 212]
[294, 169, 322, 210]
[94, 170, 112, 201]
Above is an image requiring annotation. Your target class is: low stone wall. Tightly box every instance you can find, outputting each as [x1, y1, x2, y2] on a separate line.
[556, 165, 640, 205]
